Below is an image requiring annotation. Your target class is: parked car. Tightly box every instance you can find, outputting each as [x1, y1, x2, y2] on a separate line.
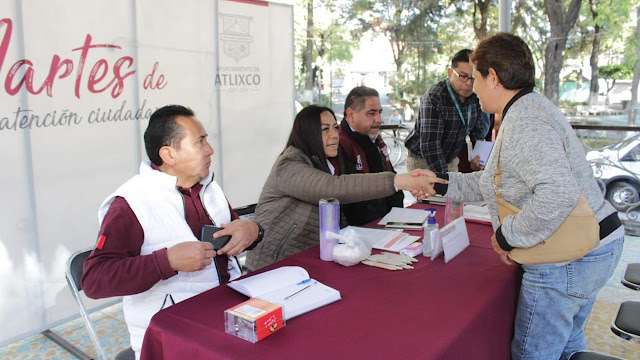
[586, 135, 640, 211]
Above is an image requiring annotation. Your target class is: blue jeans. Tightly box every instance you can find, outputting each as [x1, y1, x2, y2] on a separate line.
[511, 237, 624, 360]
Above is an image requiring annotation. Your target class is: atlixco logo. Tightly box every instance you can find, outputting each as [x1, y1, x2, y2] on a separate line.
[215, 11, 261, 89]
[219, 13, 253, 62]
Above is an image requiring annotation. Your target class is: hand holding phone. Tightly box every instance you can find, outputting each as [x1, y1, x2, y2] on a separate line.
[200, 225, 232, 251]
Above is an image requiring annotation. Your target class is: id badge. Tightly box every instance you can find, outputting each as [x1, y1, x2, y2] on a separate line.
[465, 135, 472, 160]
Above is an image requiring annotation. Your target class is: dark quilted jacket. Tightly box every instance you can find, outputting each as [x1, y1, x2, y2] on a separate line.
[245, 146, 397, 271]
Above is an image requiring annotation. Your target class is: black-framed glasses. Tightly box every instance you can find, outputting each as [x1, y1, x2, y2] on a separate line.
[451, 68, 475, 83]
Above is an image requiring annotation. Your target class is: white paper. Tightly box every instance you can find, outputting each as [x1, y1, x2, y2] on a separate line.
[463, 204, 491, 223]
[258, 281, 341, 320]
[440, 217, 470, 263]
[469, 140, 494, 166]
[377, 207, 429, 226]
[430, 228, 443, 261]
[339, 226, 416, 252]
[228, 266, 309, 297]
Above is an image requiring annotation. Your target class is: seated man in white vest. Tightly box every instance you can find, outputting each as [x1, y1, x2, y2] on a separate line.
[81, 104, 263, 358]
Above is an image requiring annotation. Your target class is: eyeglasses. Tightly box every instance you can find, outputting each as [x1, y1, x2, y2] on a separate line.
[451, 68, 475, 84]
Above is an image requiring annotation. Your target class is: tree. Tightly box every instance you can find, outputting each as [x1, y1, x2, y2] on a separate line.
[304, 0, 314, 92]
[472, 0, 495, 39]
[586, 0, 603, 104]
[295, 0, 356, 101]
[543, 0, 583, 105]
[512, 0, 548, 88]
[599, 64, 632, 104]
[581, 0, 635, 105]
[345, 0, 444, 94]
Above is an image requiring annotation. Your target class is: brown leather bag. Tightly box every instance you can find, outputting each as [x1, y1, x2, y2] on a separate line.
[493, 138, 599, 265]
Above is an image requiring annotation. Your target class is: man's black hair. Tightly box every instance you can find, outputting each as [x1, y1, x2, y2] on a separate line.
[144, 105, 195, 166]
[451, 49, 473, 68]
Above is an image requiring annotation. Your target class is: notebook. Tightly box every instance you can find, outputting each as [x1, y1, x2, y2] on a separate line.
[228, 266, 341, 320]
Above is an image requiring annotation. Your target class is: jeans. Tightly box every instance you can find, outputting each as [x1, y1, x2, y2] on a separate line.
[511, 237, 624, 360]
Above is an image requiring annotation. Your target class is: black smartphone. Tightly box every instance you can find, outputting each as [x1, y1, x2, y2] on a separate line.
[200, 225, 232, 250]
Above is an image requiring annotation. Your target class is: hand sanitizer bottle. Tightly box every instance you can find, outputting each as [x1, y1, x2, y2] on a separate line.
[422, 213, 439, 257]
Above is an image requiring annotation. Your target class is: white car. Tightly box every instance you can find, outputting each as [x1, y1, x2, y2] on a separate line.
[586, 136, 640, 211]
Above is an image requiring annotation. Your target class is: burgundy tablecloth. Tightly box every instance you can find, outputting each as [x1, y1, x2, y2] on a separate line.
[141, 204, 520, 360]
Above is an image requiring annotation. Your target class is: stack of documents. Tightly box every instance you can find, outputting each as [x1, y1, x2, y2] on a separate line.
[377, 207, 430, 229]
[422, 195, 446, 205]
[463, 204, 491, 224]
[228, 266, 341, 320]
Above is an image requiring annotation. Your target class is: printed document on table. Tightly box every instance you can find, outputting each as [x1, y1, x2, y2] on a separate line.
[377, 207, 429, 226]
[340, 226, 417, 252]
[469, 140, 494, 166]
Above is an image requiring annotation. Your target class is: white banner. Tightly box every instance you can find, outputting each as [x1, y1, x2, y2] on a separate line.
[0, 0, 293, 346]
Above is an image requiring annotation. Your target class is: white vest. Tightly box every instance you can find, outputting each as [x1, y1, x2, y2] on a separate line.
[98, 161, 242, 358]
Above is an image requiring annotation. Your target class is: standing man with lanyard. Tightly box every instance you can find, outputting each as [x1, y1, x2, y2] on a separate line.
[405, 49, 489, 173]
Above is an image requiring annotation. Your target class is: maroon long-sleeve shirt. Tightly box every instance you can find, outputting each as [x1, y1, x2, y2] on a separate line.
[81, 183, 238, 298]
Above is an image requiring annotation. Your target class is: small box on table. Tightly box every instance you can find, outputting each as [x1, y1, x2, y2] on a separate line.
[224, 297, 285, 343]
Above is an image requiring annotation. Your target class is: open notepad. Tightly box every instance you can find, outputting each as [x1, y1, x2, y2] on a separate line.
[228, 266, 341, 320]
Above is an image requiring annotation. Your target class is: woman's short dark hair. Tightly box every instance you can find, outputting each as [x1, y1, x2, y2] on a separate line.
[287, 104, 336, 173]
[144, 105, 194, 166]
[470, 32, 535, 90]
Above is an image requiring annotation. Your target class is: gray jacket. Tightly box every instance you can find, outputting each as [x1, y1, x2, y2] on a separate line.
[245, 146, 397, 271]
[445, 92, 617, 249]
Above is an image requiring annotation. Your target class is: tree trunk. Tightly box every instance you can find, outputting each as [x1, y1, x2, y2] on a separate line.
[587, 0, 602, 105]
[629, 5, 640, 126]
[588, 25, 601, 105]
[543, 39, 564, 105]
[543, 0, 583, 105]
[473, 0, 490, 40]
[304, 0, 314, 91]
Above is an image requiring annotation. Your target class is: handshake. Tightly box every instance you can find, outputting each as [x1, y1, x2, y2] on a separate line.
[393, 169, 447, 200]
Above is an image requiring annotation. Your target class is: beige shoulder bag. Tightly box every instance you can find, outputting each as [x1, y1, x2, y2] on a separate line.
[493, 138, 600, 265]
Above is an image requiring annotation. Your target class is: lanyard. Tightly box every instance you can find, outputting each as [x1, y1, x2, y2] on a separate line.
[446, 80, 472, 135]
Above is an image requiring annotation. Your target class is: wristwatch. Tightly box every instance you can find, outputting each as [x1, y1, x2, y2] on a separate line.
[255, 221, 264, 243]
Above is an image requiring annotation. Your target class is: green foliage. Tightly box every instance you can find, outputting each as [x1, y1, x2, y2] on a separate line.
[344, 0, 445, 93]
[387, 92, 403, 105]
[292, 0, 636, 103]
[560, 100, 589, 106]
[294, 0, 358, 91]
[600, 64, 633, 79]
[398, 70, 441, 100]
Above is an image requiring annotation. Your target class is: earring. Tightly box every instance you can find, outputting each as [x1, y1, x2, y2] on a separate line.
[491, 84, 496, 90]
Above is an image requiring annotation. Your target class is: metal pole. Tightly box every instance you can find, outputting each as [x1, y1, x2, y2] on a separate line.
[214, 0, 224, 189]
[498, 0, 511, 33]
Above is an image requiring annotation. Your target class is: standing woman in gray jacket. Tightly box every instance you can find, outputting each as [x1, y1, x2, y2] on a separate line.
[245, 105, 444, 271]
[428, 33, 624, 360]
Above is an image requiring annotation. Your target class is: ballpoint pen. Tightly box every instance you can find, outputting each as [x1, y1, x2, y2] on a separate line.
[284, 283, 312, 300]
